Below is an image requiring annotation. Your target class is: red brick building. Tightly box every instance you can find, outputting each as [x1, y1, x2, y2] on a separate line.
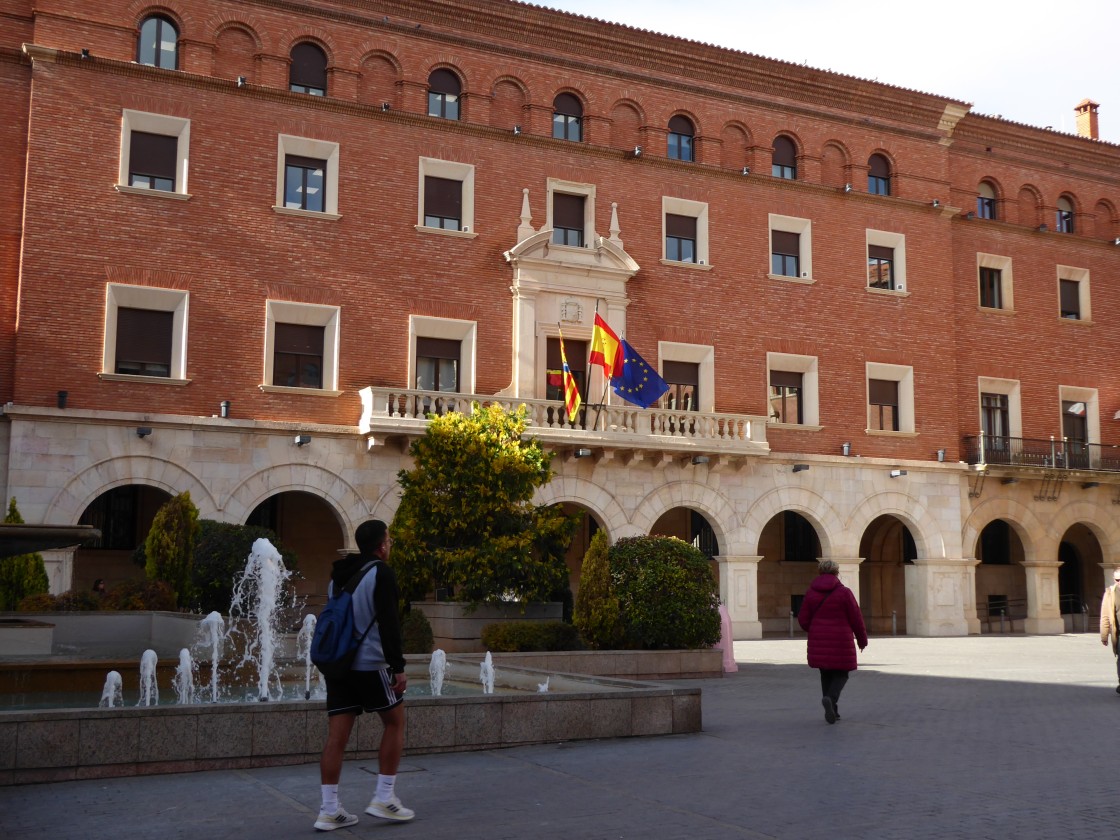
[3, 0, 1118, 636]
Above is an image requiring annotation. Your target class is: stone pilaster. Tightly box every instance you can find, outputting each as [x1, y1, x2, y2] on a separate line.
[1022, 560, 1065, 634]
[904, 558, 973, 636]
[719, 555, 762, 640]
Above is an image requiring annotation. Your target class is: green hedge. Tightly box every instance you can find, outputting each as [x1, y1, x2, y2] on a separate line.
[401, 608, 434, 654]
[480, 620, 583, 652]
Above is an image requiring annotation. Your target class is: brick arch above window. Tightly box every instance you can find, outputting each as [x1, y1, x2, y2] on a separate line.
[276, 26, 337, 61]
[1093, 199, 1118, 239]
[210, 19, 263, 50]
[490, 76, 527, 129]
[1016, 184, 1043, 226]
[129, 2, 191, 33]
[820, 141, 850, 188]
[428, 66, 464, 94]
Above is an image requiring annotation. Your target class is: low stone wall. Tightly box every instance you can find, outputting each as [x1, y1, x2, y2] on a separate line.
[0, 620, 55, 656]
[483, 648, 723, 680]
[416, 601, 564, 653]
[8, 612, 204, 658]
[0, 662, 701, 786]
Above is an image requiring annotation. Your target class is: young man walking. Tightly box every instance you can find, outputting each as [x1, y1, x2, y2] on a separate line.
[315, 519, 415, 830]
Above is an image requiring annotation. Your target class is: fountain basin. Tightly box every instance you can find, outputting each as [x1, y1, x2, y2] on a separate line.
[0, 657, 701, 785]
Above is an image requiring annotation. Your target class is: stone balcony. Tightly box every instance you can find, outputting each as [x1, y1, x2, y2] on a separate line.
[359, 387, 770, 463]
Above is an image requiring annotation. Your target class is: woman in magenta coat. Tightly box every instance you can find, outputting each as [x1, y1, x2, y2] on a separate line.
[797, 559, 868, 724]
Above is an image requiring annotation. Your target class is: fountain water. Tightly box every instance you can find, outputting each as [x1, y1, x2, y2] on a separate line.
[98, 670, 122, 708]
[172, 648, 197, 705]
[227, 538, 294, 701]
[428, 649, 449, 696]
[198, 612, 225, 703]
[295, 614, 323, 700]
[138, 649, 158, 706]
[537, 677, 550, 693]
[479, 651, 495, 695]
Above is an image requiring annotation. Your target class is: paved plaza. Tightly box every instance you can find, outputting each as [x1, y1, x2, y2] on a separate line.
[3, 634, 1118, 839]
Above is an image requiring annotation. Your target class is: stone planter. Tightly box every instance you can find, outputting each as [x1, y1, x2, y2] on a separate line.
[414, 601, 562, 653]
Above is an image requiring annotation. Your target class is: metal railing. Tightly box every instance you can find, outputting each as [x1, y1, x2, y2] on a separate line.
[962, 432, 1120, 473]
[359, 386, 769, 449]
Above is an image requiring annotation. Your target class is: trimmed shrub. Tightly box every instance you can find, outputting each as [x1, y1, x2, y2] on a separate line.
[572, 530, 623, 650]
[102, 579, 177, 611]
[144, 491, 200, 608]
[609, 536, 721, 650]
[401, 608, 434, 654]
[481, 620, 583, 652]
[17, 592, 57, 611]
[52, 589, 102, 611]
[0, 497, 50, 610]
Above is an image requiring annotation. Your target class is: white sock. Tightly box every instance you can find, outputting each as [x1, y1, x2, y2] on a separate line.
[321, 784, 339, 813]
[375, 774, 396, 802]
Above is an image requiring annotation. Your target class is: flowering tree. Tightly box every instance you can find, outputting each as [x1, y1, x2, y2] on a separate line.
[391, 403, 574, 607]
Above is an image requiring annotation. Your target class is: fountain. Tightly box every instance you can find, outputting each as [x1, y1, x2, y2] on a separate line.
[138, 649, 158, 706]
[98, 670, 122, 708]
[428, 649, 449, 696]
[295, 614, 323, 700]
[227, 538, 294, 701]
[537, 676, 550, 693]
[172, 648, 197, 705]
[198, 611, 224, 703]
[479, 651, 495, 695]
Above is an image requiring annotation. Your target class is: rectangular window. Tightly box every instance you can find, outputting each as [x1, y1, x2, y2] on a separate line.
[553, 193, 585, 247]
[128, 131, 177, 191]
[868, 378, 899, 431]
[665, 213, 697, 263]
[423, 176, 462, 230]
[663, 360, 699, 410]
[273, 323, 324, 388]
[545, 337, 586, 402]
[115, 307, 172, 377]
[981, 392, 1009, 438]
[416, 337, 460, 392]
[1059, 279, 1081, 319]
[977, 196, 995, 219]
[284, 155, 326, 212]
[771, 230, 800, 277]
[980, 267, 1003, 308]
[769, 370, 803, 424]
[867, 245, 895, 290]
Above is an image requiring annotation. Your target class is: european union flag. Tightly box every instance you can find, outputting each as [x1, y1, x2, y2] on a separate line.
[611, 339, 669, 409]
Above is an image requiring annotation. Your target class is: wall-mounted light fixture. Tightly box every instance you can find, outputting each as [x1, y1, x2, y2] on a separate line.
[936, 448, 946, 462]
[931, 199, 940, 208]
[841, 441, 851, 456]
[1037, 223, 1048, 232]
[1083, 481, 1100, 489]
[792, 464, 810, 473]
[380, 102, 391, 112]
[220, 400, 231, 419]
[889, 469, 907, 478]
[630, 146, 642, 158]
[691, 455, 710, 465]
[236, 76, 246, 88]
[1113, 237, 1120, 246]
[57, 390, 68, 409]
[966, 211, 976, 220]
[136, 427, 153, 439]
[80, 49, 90, 59]
[843, 183, 852, 193]
[294, 434, 311, 447]
[512, 125, 522, 136]
[740, 166, 750, 175]
[574, 447, 592, 458]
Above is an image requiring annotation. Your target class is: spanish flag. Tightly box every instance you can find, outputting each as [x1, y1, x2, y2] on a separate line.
[589, 313, 623, 379]
[558, 331, 582, 423]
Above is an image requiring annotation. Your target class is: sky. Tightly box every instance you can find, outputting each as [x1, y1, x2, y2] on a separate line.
[537, 0, 1120, 144]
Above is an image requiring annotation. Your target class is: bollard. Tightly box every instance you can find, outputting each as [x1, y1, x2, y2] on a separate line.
[892, 610, 897, 636]
[789, 610, 795, 638]
[1083, 603, 1089, 633]
[1000, 609, 1005, 634]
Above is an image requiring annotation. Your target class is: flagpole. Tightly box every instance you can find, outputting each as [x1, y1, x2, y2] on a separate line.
[591, 300, 611, 431]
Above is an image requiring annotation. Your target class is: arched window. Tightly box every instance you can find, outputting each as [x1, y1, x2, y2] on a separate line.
[1056, 196, 1075, 233]
[868, 154, 891, 195]
[667, 115, 694, 162]
[289, 43, 327, 96]
[137, 15, 178, 70]
[771, 135, 797, 179]
[552, 93, 583, 142]
[977, 181, 997, 219]
[428, 69, 461, 120]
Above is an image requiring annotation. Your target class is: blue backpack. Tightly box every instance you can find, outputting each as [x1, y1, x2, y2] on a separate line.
[310, 560, 377, 680]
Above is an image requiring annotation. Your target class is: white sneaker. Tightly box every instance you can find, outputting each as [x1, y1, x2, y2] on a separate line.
[366, 795, 415, 822]
[314, 806, 358, 831]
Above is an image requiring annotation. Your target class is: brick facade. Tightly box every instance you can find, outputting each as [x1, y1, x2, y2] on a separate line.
[3, 0, 1119, 637]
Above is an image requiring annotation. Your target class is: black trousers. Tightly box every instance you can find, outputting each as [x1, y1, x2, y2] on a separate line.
[819, 669, 850, 709]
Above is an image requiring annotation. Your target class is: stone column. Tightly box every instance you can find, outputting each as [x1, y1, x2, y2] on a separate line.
[962, 558, 981, 635]
[825, 557, 864, 604]
[41, 548, 75, 595]
[719, 555, 761, 640]
[1022, 560, 1065, 634]
[904, 558, 973, 636]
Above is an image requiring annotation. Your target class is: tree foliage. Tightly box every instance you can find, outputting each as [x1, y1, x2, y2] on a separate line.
[0, 497, 50, 610]
[144, 491, 200, 608]
[391, 403, 575, 607]
[190, 520, 296, 614]
[609, 536, 721, 650]
[572, 530, 624, 649]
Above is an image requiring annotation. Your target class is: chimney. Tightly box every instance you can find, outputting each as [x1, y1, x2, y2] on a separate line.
[1075, 99, 1100, 140]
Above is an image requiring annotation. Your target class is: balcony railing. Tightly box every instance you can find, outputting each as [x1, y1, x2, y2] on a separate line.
[962, 432, 1120, 473]
[359, 387, 769, 453]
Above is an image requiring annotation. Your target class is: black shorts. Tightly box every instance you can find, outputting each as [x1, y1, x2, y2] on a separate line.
[325, 667, 403, 716]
